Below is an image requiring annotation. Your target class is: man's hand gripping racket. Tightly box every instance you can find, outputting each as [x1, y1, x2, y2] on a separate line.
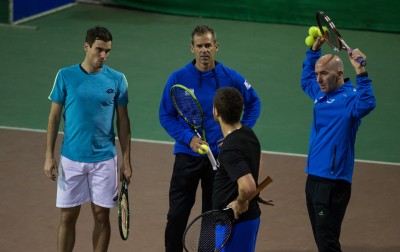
[170, 84, 218, 170]
[182, 176, 273, 252]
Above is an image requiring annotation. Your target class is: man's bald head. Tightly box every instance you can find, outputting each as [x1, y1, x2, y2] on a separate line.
[317, 54, 344, 72]
[314, 54, 345, 93]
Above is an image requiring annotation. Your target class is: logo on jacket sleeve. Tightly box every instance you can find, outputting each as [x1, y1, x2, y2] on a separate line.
[244, 80, 252, 90]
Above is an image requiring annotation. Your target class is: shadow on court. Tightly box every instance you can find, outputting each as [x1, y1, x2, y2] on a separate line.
[0, 128, 399, 251]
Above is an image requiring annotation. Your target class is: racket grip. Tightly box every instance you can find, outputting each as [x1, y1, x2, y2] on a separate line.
[348, 48, 367, 66]
[256, 176, 273, 194]
[356, 56, 367, 66]
[206, 151, 218, 170]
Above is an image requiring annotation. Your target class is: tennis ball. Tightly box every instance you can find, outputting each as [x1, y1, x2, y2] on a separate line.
[308, 26, 319, 37]
[198, 144, 209, 155]
[317, 26, 328, 37]
[305, 35, 316, 47]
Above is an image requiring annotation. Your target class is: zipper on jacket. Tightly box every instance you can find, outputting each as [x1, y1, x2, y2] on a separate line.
[331, 145, 337, 174]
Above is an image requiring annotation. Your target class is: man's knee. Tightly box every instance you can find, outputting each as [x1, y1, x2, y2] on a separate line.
[60, 206, 81, 227]
[91, 204, 110, 224]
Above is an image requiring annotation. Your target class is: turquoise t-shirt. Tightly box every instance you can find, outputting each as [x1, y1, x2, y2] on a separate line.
[49, 64, 129, 162]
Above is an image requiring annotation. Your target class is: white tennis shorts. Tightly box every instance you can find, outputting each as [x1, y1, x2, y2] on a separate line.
[56, 155, 118, 208]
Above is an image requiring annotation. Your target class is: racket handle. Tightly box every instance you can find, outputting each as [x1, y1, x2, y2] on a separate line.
[206, 151, 218, 170]
[356, 56, 367, 66]
[256, 176, 273, 194]
[347, 48, 367, 66]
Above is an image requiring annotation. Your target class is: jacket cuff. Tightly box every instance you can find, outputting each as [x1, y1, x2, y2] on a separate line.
[183, 132, 196, 146]
[356, 71, 368, 77]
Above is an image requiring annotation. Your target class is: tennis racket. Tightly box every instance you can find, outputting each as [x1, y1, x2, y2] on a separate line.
[182, 176, 273, 252]
[316, 11, 366, 66]
[170, 84, 217, 170]
[118, 177, 130, 240]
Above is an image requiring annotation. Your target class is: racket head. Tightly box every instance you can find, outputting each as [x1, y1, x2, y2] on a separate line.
[316, 11, 345, 51]
[118, 177, 130, 240]
[183, 208, 234, 252]
[170, 84, 205, 138]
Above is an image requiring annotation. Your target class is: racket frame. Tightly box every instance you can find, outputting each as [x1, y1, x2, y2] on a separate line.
[182, 176, 273, 251]
[316, 11, 366, 66]
[316, 11, 345, 52]
[183, 208, 234, 252]
[170, 84, 218, 170]
[118, 177, 130, 240]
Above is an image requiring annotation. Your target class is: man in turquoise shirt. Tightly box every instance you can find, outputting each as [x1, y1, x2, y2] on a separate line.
[44, 26, 133, 252]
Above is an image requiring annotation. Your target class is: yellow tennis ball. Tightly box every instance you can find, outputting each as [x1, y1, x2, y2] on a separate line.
[317, 26, 328, 37]
[198, 144, 209, 155]
[308, 26, 319, 37]
[305, 35, 316, 47]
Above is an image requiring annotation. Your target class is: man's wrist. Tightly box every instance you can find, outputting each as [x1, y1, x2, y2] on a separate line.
[311, 47, 320, 52]
[356, 71, 368, 77]
[45, 152, 54, 159]
[236, 196, 249, 204]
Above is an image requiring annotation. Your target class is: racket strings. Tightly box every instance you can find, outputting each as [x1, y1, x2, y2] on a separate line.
[118, 179, 130, 240]
[317, 14, 341, 51]
[184, 212, 231, 252]
[171, 88, 202, 127]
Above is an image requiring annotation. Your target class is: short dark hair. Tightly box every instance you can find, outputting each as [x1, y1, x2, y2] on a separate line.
[213, 87, 244, 124]
[191, 25, 217, 45]
[85, 26, 112, 47]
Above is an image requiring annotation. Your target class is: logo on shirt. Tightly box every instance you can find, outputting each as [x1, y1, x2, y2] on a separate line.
[107, 89, 115, 94]
[314, 97, 323, 104]
[314, 97, 335, 104]
[244, 80, 252, 90]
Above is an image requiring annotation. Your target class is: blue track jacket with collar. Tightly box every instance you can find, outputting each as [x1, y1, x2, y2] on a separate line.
[159, 61, 261, 157]
[301, 49, 376, 183]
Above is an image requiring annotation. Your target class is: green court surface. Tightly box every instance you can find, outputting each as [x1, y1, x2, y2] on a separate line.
[0, 3, 399, 163]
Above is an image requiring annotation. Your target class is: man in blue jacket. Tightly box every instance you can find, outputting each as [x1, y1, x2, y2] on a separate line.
[159, 25, 261, 252]
[301, 37, 376, 252]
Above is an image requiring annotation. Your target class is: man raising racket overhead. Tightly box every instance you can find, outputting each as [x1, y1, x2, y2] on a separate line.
[159, 25, 261, 252]
[301, 36, 376, 251]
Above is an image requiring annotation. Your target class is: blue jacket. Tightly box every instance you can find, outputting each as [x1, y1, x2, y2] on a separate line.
[159, 61, 261, 156]
[301, 49, 376, 183]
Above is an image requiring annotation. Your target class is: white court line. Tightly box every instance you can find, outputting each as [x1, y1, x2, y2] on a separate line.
[1, 126, 399, 166]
